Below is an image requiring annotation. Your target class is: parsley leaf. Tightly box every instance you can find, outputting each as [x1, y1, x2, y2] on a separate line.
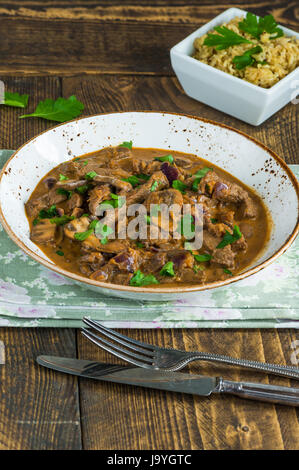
[192, 167, 212, 191]
[50, 215, 75, 225]
[122, 175, 140, 187]
[172, 180, 188, 194]
[3, 92, 29, 108]
[38, 205, 57, 219]
[216, 225, 242, 249]
[150, 181, 158, 192]
[160, 261, 175, 277]
[20, 95, 84, 122]
[154, 154, 174, 164]
[119, 141, 133, 149]
[239, 12, 283, 40]
[193, 253, 212, 263]
[56, 188, 73, 199]
[85, 171, 97, 180]
[136, 174, 150, 181]
[56, 250, 64, 256]
[203, 26, 252, 50]
[177, 214, 195, 238]
[223, 268, 233, 275]
[76, 185, 89, 194]
[59, 174, 69, 181]
[232, 45, 263, 70]
[129, 270, 159, 287]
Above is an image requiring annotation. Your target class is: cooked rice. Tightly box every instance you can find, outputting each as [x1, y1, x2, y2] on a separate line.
[193, 17, 299, 88]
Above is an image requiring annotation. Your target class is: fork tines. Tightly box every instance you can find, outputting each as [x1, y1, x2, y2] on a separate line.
[81, 317, 155, 368]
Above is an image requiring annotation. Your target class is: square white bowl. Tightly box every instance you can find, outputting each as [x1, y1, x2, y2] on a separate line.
[170, 7, 299, 126]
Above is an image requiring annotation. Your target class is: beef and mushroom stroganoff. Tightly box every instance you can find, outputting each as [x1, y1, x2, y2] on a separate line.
[25, 143, 271, 288]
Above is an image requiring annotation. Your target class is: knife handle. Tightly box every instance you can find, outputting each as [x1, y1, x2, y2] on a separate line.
[216, 378, 299, 407]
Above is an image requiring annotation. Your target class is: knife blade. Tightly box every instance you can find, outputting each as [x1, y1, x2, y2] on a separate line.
[37, 355, 299, 406]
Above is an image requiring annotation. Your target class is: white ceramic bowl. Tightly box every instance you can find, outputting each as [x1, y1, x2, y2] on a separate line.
[0, 111, 298, 301]
[170, 8, 299, 126]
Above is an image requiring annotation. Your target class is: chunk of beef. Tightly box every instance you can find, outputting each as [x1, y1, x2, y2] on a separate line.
[145, 189, 183, 211]
[211, 245, 236, 269]
[213, 182, 257, 219]
[132, 159, 161, 175]
[64, 217, 90, 240]
[65, 193, 83, 214]
[88, 185, 111, 215]
[25, 189, 67, 218]
[126, 171, 169, 205]
[141, 252, 167, 274]
[79, 252, 105, 275]
[217, 210, 235, 228]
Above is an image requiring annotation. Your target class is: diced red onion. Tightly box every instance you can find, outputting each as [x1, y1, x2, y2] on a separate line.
[161, 162, 179, 185]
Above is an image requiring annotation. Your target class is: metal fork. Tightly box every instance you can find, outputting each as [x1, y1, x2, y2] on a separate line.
[81, 317, 299, 380]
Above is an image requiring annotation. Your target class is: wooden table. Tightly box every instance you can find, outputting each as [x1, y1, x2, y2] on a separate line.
[0, 0, 298, 450]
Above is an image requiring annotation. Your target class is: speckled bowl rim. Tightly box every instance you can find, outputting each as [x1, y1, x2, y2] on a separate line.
[0, 111, 299, 295]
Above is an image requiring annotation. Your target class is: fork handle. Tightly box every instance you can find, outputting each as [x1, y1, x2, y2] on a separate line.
[216, 378, 299, 407]
[184, 352, 299, 380]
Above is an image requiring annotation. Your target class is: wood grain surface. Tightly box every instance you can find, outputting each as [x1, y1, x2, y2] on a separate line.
[0, 0, 298, 450]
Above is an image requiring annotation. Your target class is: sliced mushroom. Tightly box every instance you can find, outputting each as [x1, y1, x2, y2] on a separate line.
[30, 219, 57, 244]
[93, 175, 132, 192]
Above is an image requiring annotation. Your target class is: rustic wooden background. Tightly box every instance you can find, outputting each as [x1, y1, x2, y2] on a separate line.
[0, 0, 298, 450]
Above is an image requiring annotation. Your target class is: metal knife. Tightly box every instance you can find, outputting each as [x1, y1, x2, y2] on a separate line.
[37, 356, 299, 407]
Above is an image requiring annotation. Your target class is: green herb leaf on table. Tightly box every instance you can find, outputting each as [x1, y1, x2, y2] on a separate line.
[203, 26, 252, 50]
[216, 225, 242, 249]
[232, 45, 263, 70]
[3, 92, 29, 108]
[238, 12, 283, 40]
[119, 141, 133, 149]
[19, 95, 84, 122]
[129, 270, 159, 287]
[160, 261, 175, 277]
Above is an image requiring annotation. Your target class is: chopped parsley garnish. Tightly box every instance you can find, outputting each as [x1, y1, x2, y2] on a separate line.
[192, 167, 212, 191]
[35, 205, 58, 225]
[56, 188, 73, 199]
[160, 261, 175, 277]
[129, 270, 159, 287]
[223, 268, 233, 275]
[172, 179, 187, 194]
[154, 154, 174, 164]
[59, 174, 69, 181]
[83, 161, 88, 166]
[194, 264, 205, 273]
[85, 171, 97, 180]
[193, 253, 212, 263]
[74, 229, 93, 241]
[94, 222, 114, 244]
[150, 181, 158, 192]
[211, 218, 218, 224]
[145, 215, 151, 224]
[56, 250, 64, 256]
[122, 175, 140, 187]
[100, 193, 125, 210]
[136, 174, 150, 181]
[216, 225, 242, 249]
[233, 45, 264, 70]
[50, 215, 75, 225]
[203, 26, 252, 50]
[73, 157, 81, 162]
[76, 185, 89, 194]
[238, 13, 283, 40]
[135, 241, 145, 248]
[119, 140, 133, 149]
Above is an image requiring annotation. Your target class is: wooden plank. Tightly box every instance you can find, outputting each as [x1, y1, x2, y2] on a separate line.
[77, 328, 299, 450]
[0, 1, 297, 75]
[0, 328, 81, 450]
[0, 76, 61, 149]
[62, 74, 299, 164]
